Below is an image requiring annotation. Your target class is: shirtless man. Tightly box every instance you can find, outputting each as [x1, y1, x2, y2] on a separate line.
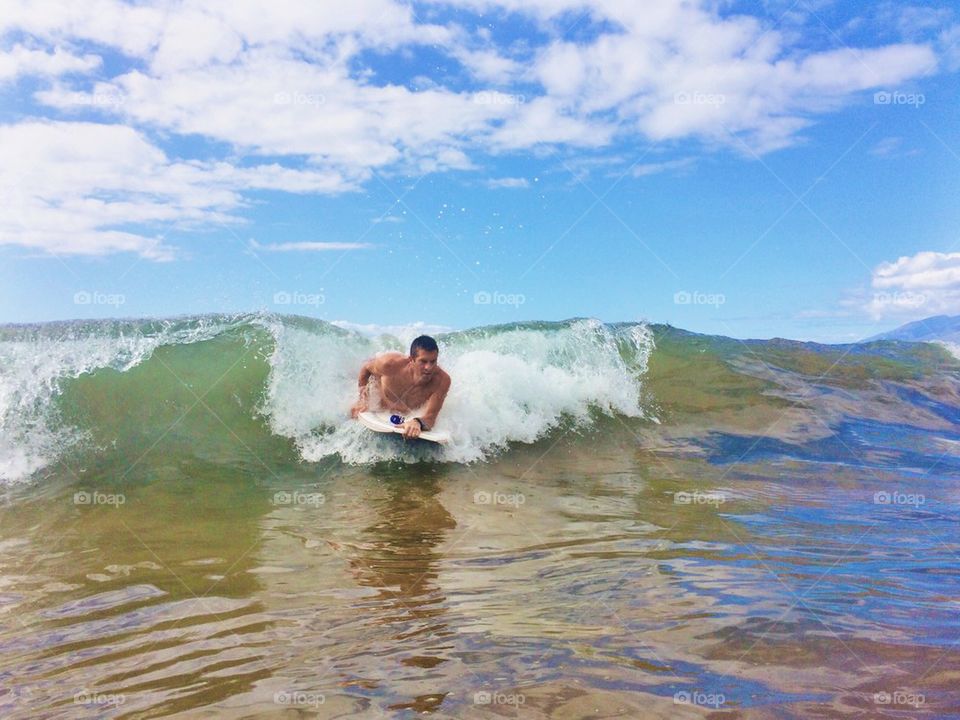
[349, 335, 451, 439]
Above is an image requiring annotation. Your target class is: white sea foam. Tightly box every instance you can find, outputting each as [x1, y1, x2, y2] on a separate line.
[935, 340, 960, 361]
[0, 315, 656, 481]
[267, 318, 655, 464]
[0, 317, 246, 483]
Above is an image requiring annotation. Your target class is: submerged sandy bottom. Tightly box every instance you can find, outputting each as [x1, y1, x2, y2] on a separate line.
[1, 423, 959, 719]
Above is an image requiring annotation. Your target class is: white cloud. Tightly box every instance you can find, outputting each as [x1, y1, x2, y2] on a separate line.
[869, 136, 903, 157]
[0, 44, 100, 82]
[46, 54, 505, 175]
[631, 157, 696, 177]
[490, 96, 614, 149]
[940, 24, 960, 71]
[0, 0, 951, 258]
[485, 177, 529, 188]
[868, 135, 919, 159]
[249, 239, 373, 252]
[866, 251, 960, 319]
[875, 3, 955, 40]
[0, 0, 448, 63]
[24, 0, 938, 163]
[0, 0, 169, 57]
[0, 121, 360, 259]
[453, 48, 522, 83]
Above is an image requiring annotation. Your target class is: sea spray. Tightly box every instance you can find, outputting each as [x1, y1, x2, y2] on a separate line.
[0, 316, 245, 483]
[267, 318, 654, 464]
[0, 314, 655, 480]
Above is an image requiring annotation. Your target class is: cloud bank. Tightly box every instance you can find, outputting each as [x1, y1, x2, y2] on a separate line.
[0, 0, 947, 258]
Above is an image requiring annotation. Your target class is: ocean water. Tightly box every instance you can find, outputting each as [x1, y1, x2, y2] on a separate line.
[1, 314, 959, 718]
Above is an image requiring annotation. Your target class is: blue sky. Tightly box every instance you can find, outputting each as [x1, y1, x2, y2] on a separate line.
[1, 0, 958, 341]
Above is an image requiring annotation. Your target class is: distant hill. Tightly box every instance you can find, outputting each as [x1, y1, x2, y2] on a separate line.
[866, 315, 960, 343]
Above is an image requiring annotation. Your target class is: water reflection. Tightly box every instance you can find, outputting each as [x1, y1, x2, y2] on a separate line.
[0, 460, 272, 719]
[338, 465, 457, 713]
[3, 427, 960, 718]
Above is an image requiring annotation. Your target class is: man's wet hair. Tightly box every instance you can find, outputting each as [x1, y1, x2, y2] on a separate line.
[410, 335, 439, 356]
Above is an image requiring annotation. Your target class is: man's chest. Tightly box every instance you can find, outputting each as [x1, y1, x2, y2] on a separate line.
[379, 376, 432, 408]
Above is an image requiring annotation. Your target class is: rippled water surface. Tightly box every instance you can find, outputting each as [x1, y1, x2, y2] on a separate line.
[3, 426, 960, 719]
[2, 316, 960, 717]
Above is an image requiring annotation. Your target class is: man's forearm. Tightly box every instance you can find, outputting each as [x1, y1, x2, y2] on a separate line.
[357, 366, 373, 395]
[419, 409, 440, 430]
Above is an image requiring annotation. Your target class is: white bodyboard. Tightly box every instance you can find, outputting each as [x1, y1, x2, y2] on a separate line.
[356, 410, 451, 444]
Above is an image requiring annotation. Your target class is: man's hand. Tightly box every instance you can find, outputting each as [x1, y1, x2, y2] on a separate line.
[350, 396, 369, 418]
[401, 418, 422, 439]
[350, 386, 370, 418]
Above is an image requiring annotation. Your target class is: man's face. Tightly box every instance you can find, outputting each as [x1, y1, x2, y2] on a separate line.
[410, 349, 439, 380]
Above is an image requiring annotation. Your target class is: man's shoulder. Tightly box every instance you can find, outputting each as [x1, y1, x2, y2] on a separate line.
[375, 352, 407, 372]
[435, 367, 452, 388]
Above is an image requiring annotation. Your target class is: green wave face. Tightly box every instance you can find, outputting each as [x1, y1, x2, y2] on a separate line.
[2, 313, 957, 484]
[0, 314, 657, 481]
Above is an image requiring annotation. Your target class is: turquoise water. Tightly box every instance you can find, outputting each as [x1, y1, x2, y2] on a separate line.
[1, 314, 959, 718]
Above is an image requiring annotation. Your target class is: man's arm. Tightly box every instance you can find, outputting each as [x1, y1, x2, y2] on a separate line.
[351, 354, 399, 417]
[356, 358, 375, 396]
[350, 357, 382, 417]
[417, 373, 451, 430]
